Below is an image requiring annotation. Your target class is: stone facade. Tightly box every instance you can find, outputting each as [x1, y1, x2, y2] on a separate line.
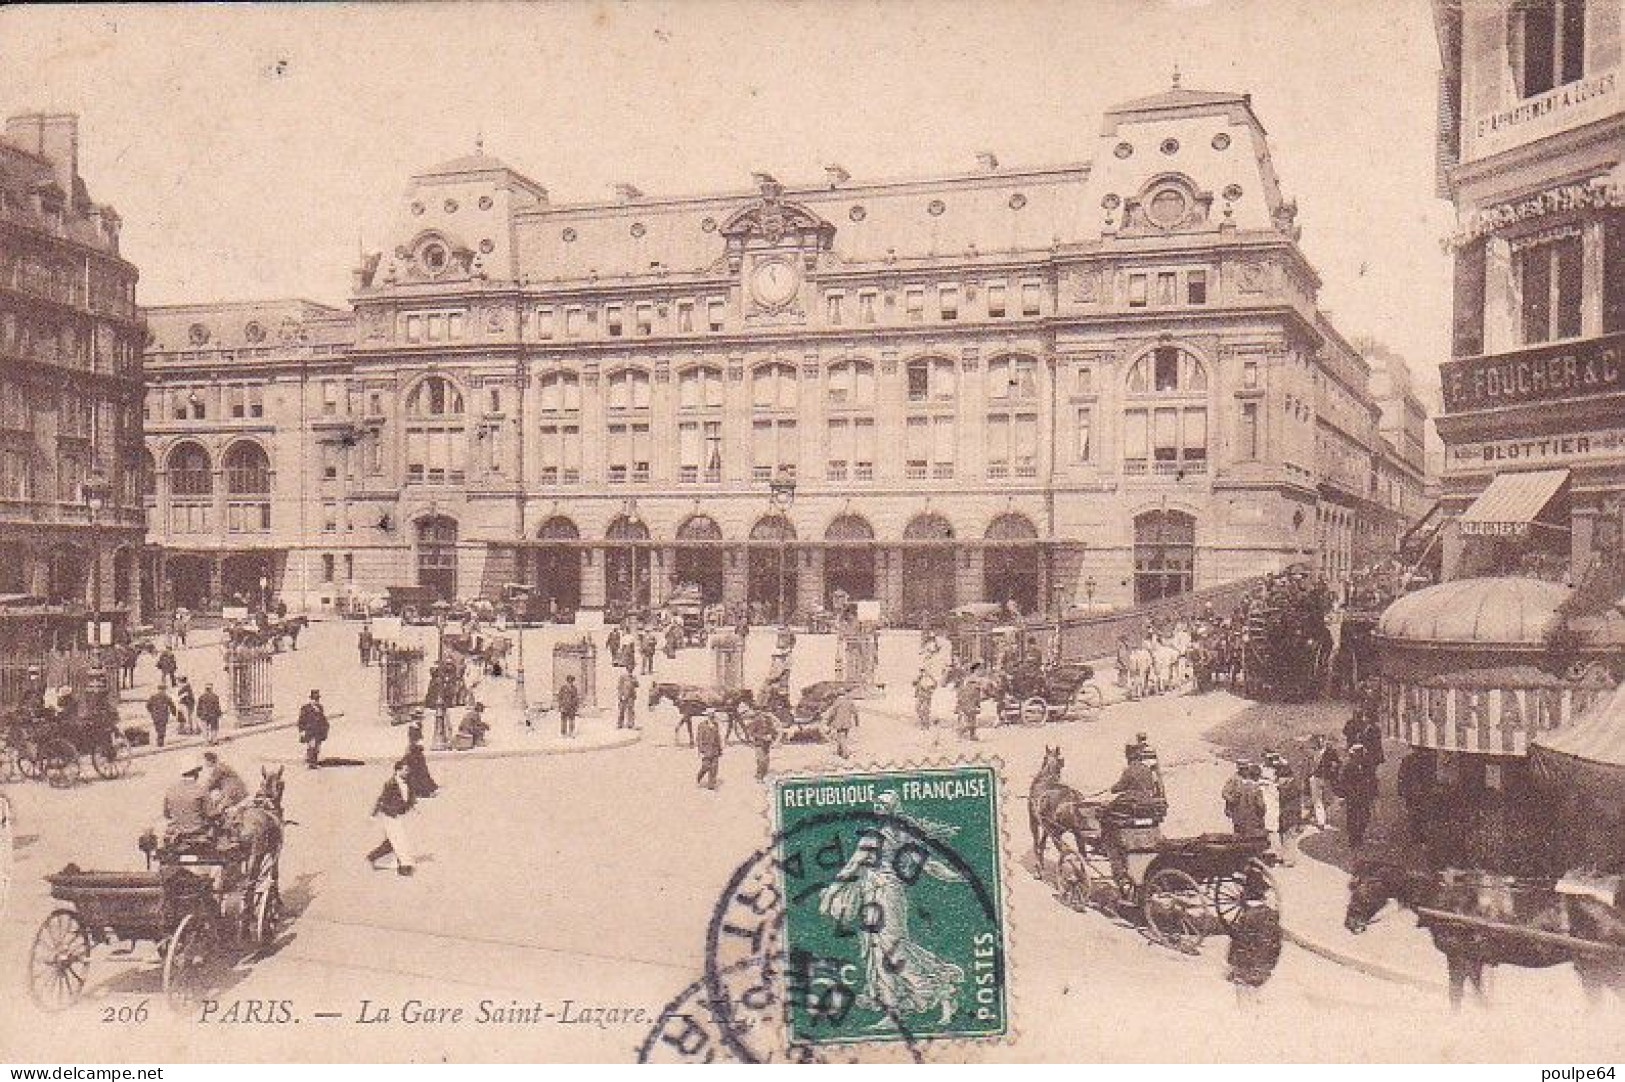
[0, 113, 145, 630]
[144, 83, 1406, 622]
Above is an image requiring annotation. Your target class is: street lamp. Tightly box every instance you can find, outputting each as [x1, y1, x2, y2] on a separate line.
[81, 468, 112, 654]
[1085, 576, 1097, 613]
[509, 583, 531, 713]
[768, 467, 797, 624]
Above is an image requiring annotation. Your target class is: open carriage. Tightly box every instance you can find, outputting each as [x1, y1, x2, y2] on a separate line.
[1, 673, 129, 787]
[993, 661, 1103, 725]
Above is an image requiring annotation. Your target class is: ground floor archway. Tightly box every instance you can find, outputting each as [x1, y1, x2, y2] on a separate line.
[900, 514, 956, 626]
[534, 517, 582, 615]
[221, 552, 277, 609]
[984, 546, 1039, 616]
[416, 515, 459, 601]
[165, 554, 213, 612]
[747, 515, 797, 623]
[605, 515, 652, 612]
[674, 516, 725, 604]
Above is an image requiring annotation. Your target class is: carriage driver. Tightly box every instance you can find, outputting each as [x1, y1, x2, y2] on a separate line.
[1102, 743, 1169, 885]
[199, 751, 249, 823]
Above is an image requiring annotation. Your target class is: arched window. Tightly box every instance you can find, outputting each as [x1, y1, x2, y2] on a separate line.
[827, 360, 875, 407]
[168, 443, 212, 496]
[906, 357, 957, 403]
[538, 371, 581, 414]
[1123, 346, 1209, 476]
[416, 515, 458, 600]
[1134, 510, 1196, 603]
[224, 442, 271, 494]
[752, 363, 798, 410]
[677, 366, 724, 410]
[606, 368, 651, 411]
[407, 375, 464, 418]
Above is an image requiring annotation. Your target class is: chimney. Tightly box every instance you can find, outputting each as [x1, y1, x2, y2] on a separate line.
[824, 163, 851, 188]
[975, 151, 999, 172]
[6, 113, 80, 207]
[614, 182, 644, 202]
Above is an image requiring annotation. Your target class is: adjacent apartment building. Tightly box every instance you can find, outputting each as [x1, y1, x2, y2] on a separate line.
[142, 83, 1416, 623]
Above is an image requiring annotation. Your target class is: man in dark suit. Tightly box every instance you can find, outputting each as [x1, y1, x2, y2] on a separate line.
[695, 710, 723, 790]
[195, 683, 224, 745]
[366, 759, 417, 876]
[557, 675, 581, 738]
[297, 690, 329, 769]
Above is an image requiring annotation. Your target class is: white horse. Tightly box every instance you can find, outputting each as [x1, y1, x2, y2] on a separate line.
[1148, 635, 1181, 695]
[1117, 637, 1155, 699]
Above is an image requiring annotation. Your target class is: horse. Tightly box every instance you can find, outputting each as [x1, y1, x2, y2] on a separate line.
[648, 682, 755, 745]
[1116, 637, 1153, 700]
[1028, 745, 1103, 882]
[1148, 635, 1182, 695]
[1345, 861, 1625, 1009]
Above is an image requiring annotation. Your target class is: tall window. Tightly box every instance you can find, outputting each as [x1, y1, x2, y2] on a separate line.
[1075, 408, 1092, 463]
[1517, 230, 1584, 344]
[224, 442, 271, 532]
[538, 371, 581, 414]
[906, 358, 956, 403]
[678, 420, 723, 483]
[1510, 0, 1586, 99]
[678, 366, 724, 410]
[752, 419, 797, 482]
[751, 364, 798, 410]
[1123, 347, 1208, 475]
[826, 417, 876, 482]
[986, 413, 1038, 478]
[405, 376, 466, 486]
[607, 423, 651, 484]
[538, 424, 582, 485]
[904, 416, 955, 480]
[606, 369, 652, 411]
[987, 355, 1038, 401]
[1607, 214, 1625, 334]
[1134, 510, 1196, 603]
[1239, 402, 1260, 460]
[827, 360, 875, 407]
[168, 443, 212, 496]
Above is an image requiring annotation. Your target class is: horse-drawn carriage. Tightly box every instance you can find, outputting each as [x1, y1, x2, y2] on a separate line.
[27, 768, 288, 1012]
[1030, 748, 1278, 953]
[767, 680, 861, 744]
[663, 584, 710, 648]
[222, 614, 307, 653]
[992, 661, 1102, 725]
[1, 676, 129, 787]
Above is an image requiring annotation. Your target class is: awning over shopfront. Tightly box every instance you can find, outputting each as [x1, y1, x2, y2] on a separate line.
[1530, 680, 1625, 801]
[1458, 468, 1569, 538]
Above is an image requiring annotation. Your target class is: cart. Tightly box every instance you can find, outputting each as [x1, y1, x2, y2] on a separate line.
[2, 694, 129, 788]
[1057, 821, 1278, 953]
[769, 680, 860, 744]
[994, 661, 1103, 725]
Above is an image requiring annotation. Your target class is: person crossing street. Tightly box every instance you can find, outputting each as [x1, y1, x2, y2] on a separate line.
[195, 682, 224, 744]
[695, 709, 723, 790]
[616, 669, 639, 730]
[297, 689, 329, 769]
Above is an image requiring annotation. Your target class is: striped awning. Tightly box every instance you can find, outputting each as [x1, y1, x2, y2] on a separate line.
[1530, 681, 1625, 800]
[1458, 469, 1569, 538]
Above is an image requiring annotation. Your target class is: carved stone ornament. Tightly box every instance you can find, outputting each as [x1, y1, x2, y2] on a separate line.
[1069, 268, 1099, 303]
[362, 307, 390, 340]
[1235, 261, 1270, 294]
[719, 174, 837, 272]
[485, 304, 507, 334]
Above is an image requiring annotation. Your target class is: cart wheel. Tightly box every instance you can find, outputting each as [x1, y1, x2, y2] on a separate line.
[1213, 860, 1280, 931]
[1142, 868, 1207, 953]
[1057, 851, 1090, 908]
[1077, 683, 1105, 712]
[91, 733, 130, 780]
[253, 886, 284, 948]
[163, 912, 216, 1010]
[17, 743, 44, 781]
[1020, 697, 1050, 726]
[40, 739, 80, 788]
[29, 909, 92, 1011]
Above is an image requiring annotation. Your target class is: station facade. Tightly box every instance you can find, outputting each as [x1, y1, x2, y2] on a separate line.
[143, 83, 1414, 623]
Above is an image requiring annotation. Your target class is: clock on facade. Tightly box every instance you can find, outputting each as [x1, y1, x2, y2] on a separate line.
[750, 258, 800, 309]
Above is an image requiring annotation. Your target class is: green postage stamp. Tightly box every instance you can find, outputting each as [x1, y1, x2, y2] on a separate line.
[771, 763, 1008, 1047]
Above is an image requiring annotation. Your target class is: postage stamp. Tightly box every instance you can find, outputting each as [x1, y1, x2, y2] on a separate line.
[770, 763, 1008, 1047]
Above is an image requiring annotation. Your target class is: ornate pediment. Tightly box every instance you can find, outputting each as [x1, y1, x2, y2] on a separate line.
[1120, 173, 1213, 235]
[719, 173, 835, 271]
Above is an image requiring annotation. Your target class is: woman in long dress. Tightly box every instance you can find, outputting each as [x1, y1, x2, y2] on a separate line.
[818, 792, 966, 1026]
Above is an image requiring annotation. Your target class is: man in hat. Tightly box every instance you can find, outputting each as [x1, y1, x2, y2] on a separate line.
[616, 668, 639, 730]
[557, 674, 581, 738]
[695, 709, 723, 790]
[145, 686, 176, 749]
[366, 758, 417, 876]
[458, 700, 489, 748]
[156, 644, 178, 688]
[357, 623, 374, 667]
[1223, 761, 1267, 839]
[744, 705, 777, 782]
[826, 691, 858, 760]
[1226, 863, 1282, 1007]
[195, 682, 224, 745]
[297, 689, 329, 770]
[1340, 743, 1379, 847]
[20, 666, 46, 718]
[174, 675, 197, 736]
[199, 750, 249, 823]
[1307, 734, 1341, 829]
[1103, 743, 1167, 883]
[955, 663, 985, 741]
[162, 765, 212, 853]
[402, 723, 438, 798]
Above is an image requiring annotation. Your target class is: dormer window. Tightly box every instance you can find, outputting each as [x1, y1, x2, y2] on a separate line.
[419, 240, 450, 276]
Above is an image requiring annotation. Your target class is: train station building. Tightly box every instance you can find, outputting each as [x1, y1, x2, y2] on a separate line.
[142, 82, 1416, 623]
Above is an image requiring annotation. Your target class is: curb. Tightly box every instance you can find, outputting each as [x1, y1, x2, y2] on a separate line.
[1279, 920, 1444, 992]
[261, 728, 643, 766]
[125, 717, 304, 760]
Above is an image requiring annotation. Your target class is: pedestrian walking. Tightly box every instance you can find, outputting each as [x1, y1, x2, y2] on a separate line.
[357, 624, 374, 667]
[616, 669, 639, 730]
[1308, 734, 1340, 829]
[827, 692, 858, 759]
[955, 664, 984, 741]
[145, 687, 176, 748]
[1222, 761, 1267, 839]
[606, 625, 623, 667]
[365, 759, 418, 876]
[1225, 864, 1282, 1008]
[195, 682, 223, 744]
[640, 630, 657, 674]
[402, 723, 439, 798]
[618, 637, 637, 673]
[297, 689, 329, 770]
[557, 674, 581, 738]
[745, 707, 776, 781]
[119, 642, 140, 689]
[1258, 752, 1282, 861]
[913, 669, 937, 730]
[174, 676, 196, 736]
[173, 607, 191, 647]
[1272, 754, 1302, 867]
[695, 709, 723, 790]
[156, 646, 178, 688]
[1339, 743, 1379, 848]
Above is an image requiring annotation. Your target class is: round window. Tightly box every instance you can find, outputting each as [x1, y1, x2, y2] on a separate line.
[478, 196, 494, 211]
[630, 222, 647, 238]
[420, 241, 450, 274]
[244, 321, 266, 344]
[1223, 183, 1244, 202]
[1148, 188, 1188, 228]
[849, 205, 867, 222]
[1114, 142, 1134, 160]
[443, 198, 459, 213]
[561, 227, 578, 242]
[1160, 137, 1180, 156]
[1212, 133, 1232, 151]
[700, 216, 718, 232]
[1008, 193, 1027, 211]
[927, 199, 946, 217]
[479, 239, 495, 254]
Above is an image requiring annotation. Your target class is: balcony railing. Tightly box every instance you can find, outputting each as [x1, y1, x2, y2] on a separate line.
[1123, 459, 1209, 477]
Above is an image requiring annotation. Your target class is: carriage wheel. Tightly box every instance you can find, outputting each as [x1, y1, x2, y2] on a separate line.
[29, 909, 92, 1011]
[1057, 851, 1090, 908]
[163, 912, 216, 1010]
[1020, 697, 1050, 726]
[1142, 868, 1208, 953]
[1213, 862, 1279, 931]
[17, 741, 44, 781]
[91, 733, 130, 780]
[252, 886, 284, 948]
[40, 739, 80, 788]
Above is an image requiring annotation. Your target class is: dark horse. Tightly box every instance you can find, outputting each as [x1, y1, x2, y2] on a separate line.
[228, 766, 287, 942]
[1028, 746, 1103, 881]
[647, 682, 754, 745]
[1345, 861, 1625, 1008]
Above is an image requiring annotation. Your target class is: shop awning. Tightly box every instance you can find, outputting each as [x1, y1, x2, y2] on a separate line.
[1458, 469, 1569, 538]
[1530, 680, 1625, 801]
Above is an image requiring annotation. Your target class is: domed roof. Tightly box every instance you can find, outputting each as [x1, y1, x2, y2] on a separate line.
[1376, 576, 1571, 648]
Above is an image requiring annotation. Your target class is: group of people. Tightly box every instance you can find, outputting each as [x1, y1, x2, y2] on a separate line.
[157, 749, 250, 855]
[145, 670, 224, 747]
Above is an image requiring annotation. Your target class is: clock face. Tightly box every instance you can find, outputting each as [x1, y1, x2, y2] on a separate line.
[751, 259, 800, 309]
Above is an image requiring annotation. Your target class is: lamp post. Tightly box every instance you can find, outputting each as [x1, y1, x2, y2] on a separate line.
[509, 584, 531, 713]
[767, 467, 797, 624]
[1085, 576, 1097, 613]
[81, 468, 111, 656]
